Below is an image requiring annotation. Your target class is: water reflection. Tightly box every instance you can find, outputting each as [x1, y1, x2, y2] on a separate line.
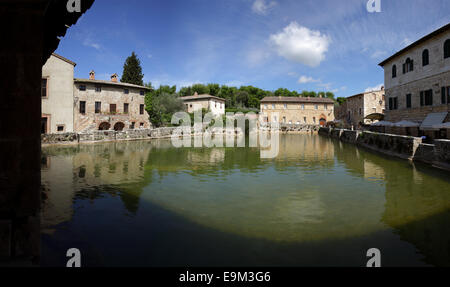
[41, 135, 450, 266]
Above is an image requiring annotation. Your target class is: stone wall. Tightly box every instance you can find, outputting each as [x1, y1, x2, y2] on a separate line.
[319, 127, 450, 171]
[434, 140, 450, 170]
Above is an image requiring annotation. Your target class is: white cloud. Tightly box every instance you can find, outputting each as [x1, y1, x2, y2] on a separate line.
[83, 38, 101, 51]
[365, 83, 384, 92]
[298, 75, 319, 84]
[252, 0, 277, 15]
[269, 22, 330, 67]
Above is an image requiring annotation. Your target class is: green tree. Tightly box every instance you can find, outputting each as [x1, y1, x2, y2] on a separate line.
[121, 52, 144, 86]
[336, 97, 347, 106]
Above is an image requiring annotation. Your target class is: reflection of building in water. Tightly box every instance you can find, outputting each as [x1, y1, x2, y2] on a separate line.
[187, 149, 225, 165]
[333, 140, 450, 266]
[275, 134, 335, 161]
[41, 141, 152, 231]
[382, 167, 450, 266]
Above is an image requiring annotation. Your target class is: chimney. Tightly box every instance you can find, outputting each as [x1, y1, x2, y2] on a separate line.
[111, 73, 118, 83]
[194, 92, 199, 97]
[89, 70, 95, 80]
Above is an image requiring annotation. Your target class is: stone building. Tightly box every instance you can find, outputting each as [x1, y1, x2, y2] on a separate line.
[335, 89, 385, 128]
[74, 71, 151, 132]
[379, 23, 450, 139]
[180, 92, 226, 116]
[41, 53, 77, 133]
[260, 97, 335, 126]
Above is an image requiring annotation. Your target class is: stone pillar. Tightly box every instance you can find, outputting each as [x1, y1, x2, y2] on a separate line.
[0, 1, 45, 264]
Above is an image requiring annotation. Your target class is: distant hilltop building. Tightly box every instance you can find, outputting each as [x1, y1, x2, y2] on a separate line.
[378, 23, 450, 139]
[260, 96, 335, 126]
[41, 53, 151, 134]
[180, 92, 226, 116]
[335, 89, 385, 128]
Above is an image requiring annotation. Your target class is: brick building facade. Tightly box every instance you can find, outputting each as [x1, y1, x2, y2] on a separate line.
[74, 72, 151, 132]
[335, 89, 385, 128]
[260, 97, 335, 126]
[379, 23, 450, 138]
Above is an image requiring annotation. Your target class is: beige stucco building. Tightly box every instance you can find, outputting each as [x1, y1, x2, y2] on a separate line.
[41, 54, 76, 133]
[335, 89, 385, 128]
[41, 53, 151, 134]
[74, 72, 151, 132]
[379, 23, 450, 138]
[260, 97, 335, 126]
[180, 92, 226, 116]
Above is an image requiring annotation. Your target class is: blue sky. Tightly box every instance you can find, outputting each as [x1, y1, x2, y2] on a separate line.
[56, 0, 450, 98]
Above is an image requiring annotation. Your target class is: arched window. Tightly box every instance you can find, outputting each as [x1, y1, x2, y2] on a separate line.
[392, 65, 397, 78]
[422, 49, 429, 66]
[444, 39, 450, 59]
[403, 58, 414, 73]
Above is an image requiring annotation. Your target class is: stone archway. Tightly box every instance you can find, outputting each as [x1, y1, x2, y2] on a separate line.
[319, 114, 327, 126]
[99, 122, 111, 131]
[113, 122, 125, 131]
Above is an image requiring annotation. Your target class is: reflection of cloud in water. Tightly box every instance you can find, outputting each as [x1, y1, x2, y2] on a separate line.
[273, 191, 325, 225]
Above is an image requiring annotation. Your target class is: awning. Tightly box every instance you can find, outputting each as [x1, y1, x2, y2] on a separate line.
[371, 121, 393, 127]
[431, 122, 450, 129]
[393, 120, 420, 127]
[364, 113, 385, 121]
[420, 112, 448, 130]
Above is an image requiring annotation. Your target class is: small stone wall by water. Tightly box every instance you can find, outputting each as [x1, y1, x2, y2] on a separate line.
[319, 127, 450, 171]
[42, 128, 181, 145]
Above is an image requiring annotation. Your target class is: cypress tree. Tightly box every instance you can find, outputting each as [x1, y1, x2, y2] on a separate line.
[121, 52, 144, 86]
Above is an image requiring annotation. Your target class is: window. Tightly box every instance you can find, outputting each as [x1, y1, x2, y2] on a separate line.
[359, 108, 362, 115]
[284, 104, 287, 109]
[442, 87, 446, 104]
[124, 89, 129, 94]
[95, 85, 102, 93]
[420, 90, 433, 106]
[392, 65, 397, 78]
[79, 85, 86, 91]
[388, 97, 398, 110]
[324, 104, 328, 110]
[264, 104, 268, 109]
[315, 105, 318, 110]
[272, 104, 275, 109]
[57, 125, 65, 132]
[448, 87, 450, 104]
[41, 78, 48, 98]
[282, 117, 286, 123]
[140, 90, 145, 96]
[301, 104, 305, 110]
[406, 94, 412, 108]
[403, 58, 413, 73]
[110, 104, 117, 114]
[304, 117, 307, 123]
[140, 104, 145, 115]
[95, 102, 101, 114]
[140, 123, 144, 128]
[313, 117, 316, 124]
[124, 103, 129, 114]
[131, 122, 135, 130]
[444, 39, 450, 59]
[41, 117, 48, 134]
[422, 49, 429, 66]
[80, 101, 86, 114]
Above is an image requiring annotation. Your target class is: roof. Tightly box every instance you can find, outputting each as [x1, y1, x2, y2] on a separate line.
[180, 94, 226, 102]
[74, 78, 151, 90]
[51, 53, 76, 66]
[260, 96, 334, 104]
[379, 23, 450, 66]
[346, 89, 384, 100]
